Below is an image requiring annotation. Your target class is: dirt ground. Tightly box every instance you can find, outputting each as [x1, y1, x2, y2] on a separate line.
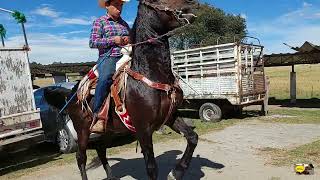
[17, 119, 320, 180]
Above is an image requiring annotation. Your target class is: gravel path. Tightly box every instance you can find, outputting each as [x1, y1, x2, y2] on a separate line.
[19, 121, 320, 180]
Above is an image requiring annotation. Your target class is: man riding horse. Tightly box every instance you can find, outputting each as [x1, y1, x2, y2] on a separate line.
[89, 0, 131, 133]
[44, 0, 199, 179]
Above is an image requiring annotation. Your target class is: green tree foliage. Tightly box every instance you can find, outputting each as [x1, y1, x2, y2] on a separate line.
[170, 3, 247, 50]
[12, 11, 27, 23]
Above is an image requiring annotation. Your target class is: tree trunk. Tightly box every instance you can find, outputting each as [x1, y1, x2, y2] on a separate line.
[1, 36, 4, 47]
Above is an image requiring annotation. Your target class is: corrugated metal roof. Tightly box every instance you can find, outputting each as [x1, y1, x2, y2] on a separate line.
[292, 41, 320, 52]
[264, 41, 320, 67]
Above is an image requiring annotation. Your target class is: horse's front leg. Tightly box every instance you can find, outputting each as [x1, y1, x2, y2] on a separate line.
[96, 145, 119, 180]
[138, 132, 158, 180]
[168, 117, 198, 180]
[76, 129, 90, 180]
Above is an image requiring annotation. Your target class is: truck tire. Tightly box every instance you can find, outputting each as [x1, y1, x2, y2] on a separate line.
[199, 103, 222, 122]
[57, 125, 77, 154]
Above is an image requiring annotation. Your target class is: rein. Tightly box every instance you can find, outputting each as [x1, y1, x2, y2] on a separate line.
[128, 24, 188, 47]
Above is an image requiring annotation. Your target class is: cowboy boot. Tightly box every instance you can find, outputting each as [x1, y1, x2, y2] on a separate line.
[90, 112, 104, 133]
[90, 94, 111, 133]
[90, 118, 105, 133]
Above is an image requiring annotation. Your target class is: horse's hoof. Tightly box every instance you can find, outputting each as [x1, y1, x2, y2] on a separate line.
[167, 171, 177, 180]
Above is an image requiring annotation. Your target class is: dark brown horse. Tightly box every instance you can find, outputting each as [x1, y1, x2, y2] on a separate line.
[44, 0, 199, 179]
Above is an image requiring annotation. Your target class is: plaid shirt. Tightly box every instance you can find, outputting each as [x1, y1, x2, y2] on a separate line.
[89, 14, 130, 57]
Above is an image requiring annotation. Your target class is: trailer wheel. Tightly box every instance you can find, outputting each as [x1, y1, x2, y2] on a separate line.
[199, 103, 222, 122]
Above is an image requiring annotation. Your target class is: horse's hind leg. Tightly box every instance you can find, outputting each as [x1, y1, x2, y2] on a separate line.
[168, 117, 198, 180]
[96, 146, 119, 180]
[76, 130, 90, 180]
[138, 132, 158, 180]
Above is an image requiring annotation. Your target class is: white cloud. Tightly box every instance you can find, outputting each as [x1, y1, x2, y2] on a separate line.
[60, 30, 88, 35]
[248, 2, 320, 54]
[33, 7, 60, 18]
[53, 17, 92, 25]
[31, 6, 94, 26]
[303, 2, 312, 8]
[5, 33, 97, 64]
[277, 2, 320, 24]
[240, 13, 247, 20]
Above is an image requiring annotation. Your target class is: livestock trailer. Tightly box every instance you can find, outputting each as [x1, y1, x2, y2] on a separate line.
[172, 42, 268, 122]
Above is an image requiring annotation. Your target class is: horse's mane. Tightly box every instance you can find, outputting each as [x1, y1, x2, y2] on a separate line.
[131, 21, 137, 44]
[130, 2, 159, 45]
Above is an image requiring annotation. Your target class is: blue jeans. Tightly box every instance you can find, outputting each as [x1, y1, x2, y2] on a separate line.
[93, 55, 121, 113]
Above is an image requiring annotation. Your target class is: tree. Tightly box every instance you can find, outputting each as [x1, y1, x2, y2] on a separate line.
[170, 4, 247, 50]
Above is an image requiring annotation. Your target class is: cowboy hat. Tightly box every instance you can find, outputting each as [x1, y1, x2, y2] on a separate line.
[98, 0, 130, 8]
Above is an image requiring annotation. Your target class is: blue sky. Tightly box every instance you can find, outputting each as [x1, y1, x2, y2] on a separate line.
[1, 0, 320, 64]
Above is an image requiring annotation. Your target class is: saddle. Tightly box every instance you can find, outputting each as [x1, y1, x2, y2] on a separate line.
[77, 46, 135, 132]
[77, 46, 180, 133]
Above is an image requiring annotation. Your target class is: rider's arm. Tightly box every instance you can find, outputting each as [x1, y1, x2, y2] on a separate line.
[89, 19, 115, 49]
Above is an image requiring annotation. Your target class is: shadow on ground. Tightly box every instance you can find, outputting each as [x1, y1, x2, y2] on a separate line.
[178, 109, 261, 121]
[87, 150, 224, 180]
[269, 98, 320, 108]
[0, 142, 61, 176]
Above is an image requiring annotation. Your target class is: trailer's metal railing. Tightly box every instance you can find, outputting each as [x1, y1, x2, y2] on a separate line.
[171, 41, 265, 105]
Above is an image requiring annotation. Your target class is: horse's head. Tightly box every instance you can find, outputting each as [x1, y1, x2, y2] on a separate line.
[43, 86, 72, 110]
[140, 0, 198, 31]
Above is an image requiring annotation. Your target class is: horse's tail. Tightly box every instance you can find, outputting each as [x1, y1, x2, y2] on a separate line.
[43, 86, 73, 110]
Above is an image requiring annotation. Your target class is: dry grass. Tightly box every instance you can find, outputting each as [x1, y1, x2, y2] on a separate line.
[259, 140, 320, 167]
[33, 64, 320, 99]
[260, 108, 320, 124]
[265, 64, 320, 99]
[33, 76, 82, 88]
[33, 78, 54, 87]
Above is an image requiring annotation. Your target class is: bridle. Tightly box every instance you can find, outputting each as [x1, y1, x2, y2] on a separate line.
[141, 0, 196, 26]
[128, 0, 196, 47]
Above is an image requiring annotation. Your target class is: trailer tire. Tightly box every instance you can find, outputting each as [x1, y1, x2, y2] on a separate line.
[199, 103, 222, 122]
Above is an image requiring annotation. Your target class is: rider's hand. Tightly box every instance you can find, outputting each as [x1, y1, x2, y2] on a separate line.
[122, 36, 130, 45]
[113, 36, 123, 46]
